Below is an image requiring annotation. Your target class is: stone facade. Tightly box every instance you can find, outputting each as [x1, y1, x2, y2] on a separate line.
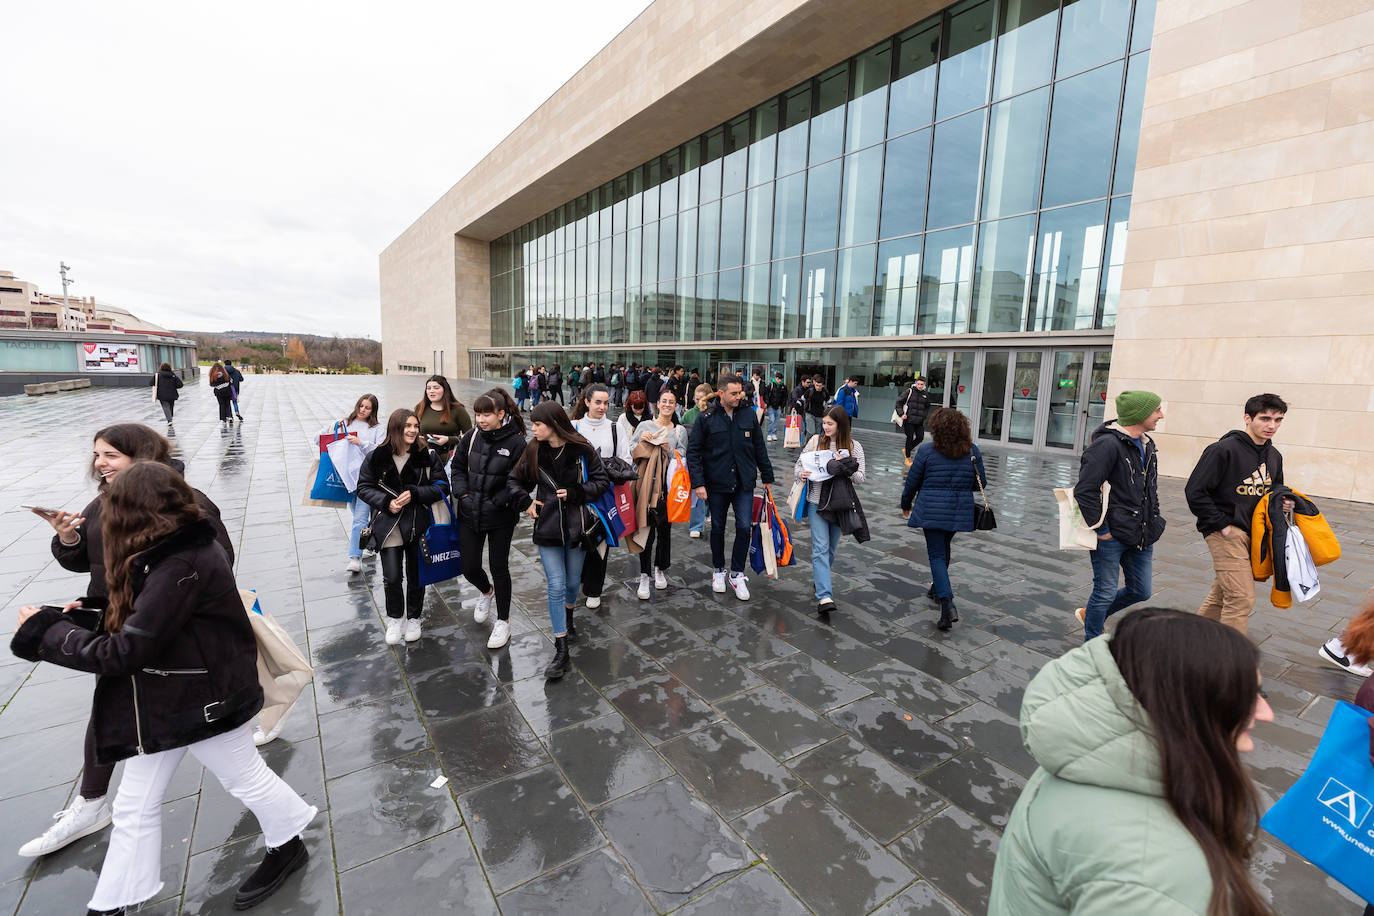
[1111, 0, 1374, 501]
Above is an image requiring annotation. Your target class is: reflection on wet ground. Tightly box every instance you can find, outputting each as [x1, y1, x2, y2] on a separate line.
[0, 374, 1369, 913]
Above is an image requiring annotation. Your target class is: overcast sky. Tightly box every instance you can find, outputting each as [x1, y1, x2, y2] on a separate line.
[1, 0, 649, 339]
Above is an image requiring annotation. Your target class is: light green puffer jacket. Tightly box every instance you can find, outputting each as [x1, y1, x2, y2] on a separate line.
[988, 637, 1214, 915]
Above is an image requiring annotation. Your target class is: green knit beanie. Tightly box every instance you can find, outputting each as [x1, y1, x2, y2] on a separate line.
[1115, 390, 1161, 426]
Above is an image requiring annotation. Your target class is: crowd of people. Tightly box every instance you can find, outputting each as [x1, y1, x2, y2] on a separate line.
[14, 366, 1374, 916]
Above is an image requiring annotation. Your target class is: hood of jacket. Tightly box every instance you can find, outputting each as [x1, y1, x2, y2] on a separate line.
[1020, 636, 1162, 798]
[1090, 420, 1154, 450]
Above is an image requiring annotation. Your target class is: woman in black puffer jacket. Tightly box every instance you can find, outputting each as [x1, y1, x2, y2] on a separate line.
[14, 462, 315, 915]
[356, 408, 449, 646]
[450, 388, 526, 651]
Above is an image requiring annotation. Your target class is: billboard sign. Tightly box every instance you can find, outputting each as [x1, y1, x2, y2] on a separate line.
[83, 341, 140, 372]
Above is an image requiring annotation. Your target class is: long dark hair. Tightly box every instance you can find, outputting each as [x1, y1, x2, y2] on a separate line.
[91, 424, 173, 486]
[571, 383, 610, 420]
[516, 402, 590, 483]
[103, 462, 206, 632]
[383, 408, 419, 456]
[472, 388, 526, 435]
[1340, 593, 1374, 665]
[819, 406, 852, 452]
[1109, 608, 1273, 916]
[415, 375, 462, 425]
[346, 394, 380, 427]
[929, 408, 972, 459]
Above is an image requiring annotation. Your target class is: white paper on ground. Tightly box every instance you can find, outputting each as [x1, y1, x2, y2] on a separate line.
[430, 775, 449, 789]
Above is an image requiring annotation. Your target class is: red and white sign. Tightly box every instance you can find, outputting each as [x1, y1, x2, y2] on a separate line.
[957, 385, 965, 393]
[1020, 387, 1031, 397]
[1100, 392, 1107, 401]
[83, 341, 140, 372]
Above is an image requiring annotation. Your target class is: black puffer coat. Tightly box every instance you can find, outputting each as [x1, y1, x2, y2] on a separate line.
[13, 518, 261, 764]
[506, 440, 611, 547]
[355, 444, 448, 549]
[52, 475, 234, 609]
[1073, 421, 1165, 549]
[450, 422, 526, 532]
[150, 369, 183, 402]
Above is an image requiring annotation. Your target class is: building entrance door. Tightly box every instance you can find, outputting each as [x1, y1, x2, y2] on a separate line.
[1044, 348, 1111, 454]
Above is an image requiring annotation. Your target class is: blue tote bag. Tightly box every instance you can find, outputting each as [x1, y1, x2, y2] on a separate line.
[418, 495, 462, 586]
[1260, 700, 1374, 901]
[308, 423, 351, 504]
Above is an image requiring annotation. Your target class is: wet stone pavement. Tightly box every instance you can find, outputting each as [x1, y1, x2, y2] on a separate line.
[0, 375, 1370, 914]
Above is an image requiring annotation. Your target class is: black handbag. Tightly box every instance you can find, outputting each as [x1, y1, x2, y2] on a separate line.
[971, 454, 996, 531]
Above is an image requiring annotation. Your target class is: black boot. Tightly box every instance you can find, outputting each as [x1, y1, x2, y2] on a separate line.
[233, 835, 308, 910]
[925, 584, 937, 603]
[565, 606, 577, 641]
[949, 599, 959, 622]
[87, 909, 125, 916]
[937, 598, 955, 631]
[544, 635, 570, 680]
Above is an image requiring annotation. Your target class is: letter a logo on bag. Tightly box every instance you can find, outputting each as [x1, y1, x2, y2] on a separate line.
[1318, 778, 1372, 829]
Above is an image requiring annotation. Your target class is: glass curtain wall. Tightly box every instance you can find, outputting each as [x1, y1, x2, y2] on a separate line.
[488, 0, 1153, 350]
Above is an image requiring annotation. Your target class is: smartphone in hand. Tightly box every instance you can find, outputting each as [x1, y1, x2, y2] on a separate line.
[23, 506, 62, 519]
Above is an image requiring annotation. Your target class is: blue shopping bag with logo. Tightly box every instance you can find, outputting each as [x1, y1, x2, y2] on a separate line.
[308, 424, 351, 504]
[1259, 700, 1374, 901]
[418, 495, 462, 586]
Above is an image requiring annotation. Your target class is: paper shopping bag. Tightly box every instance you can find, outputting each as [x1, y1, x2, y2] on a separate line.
[666, 451, 692, 523]
[240, 589, 313, 740]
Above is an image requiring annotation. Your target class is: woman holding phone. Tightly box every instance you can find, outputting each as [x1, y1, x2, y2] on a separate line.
[507, 402, 611, 680]
[414, 375, 472, 468]
[21, 424, 235, 859]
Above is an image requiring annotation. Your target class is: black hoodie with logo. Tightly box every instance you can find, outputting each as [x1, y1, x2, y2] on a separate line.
[1184, 429, 1284, 535]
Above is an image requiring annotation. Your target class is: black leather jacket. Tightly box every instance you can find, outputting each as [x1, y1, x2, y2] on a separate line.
[356, 445, 449, 549]
[506, 440, 611, 547]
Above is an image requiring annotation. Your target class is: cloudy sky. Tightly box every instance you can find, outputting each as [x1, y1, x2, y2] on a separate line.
[2, 0, 649, 339]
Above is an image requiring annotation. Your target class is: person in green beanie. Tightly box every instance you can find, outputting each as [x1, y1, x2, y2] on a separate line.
[1070, 389, 1165, 640]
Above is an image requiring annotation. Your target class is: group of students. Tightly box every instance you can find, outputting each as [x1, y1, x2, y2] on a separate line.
[148, 359, 245, 427]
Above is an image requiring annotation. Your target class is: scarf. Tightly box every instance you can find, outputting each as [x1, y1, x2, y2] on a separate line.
[627, 422, 673, 554]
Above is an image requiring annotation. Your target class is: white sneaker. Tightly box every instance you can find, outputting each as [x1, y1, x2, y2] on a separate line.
[384, 619, 403, 645]
[473, 591, 494, 625]
[654, 568, 668, 590]
[1319, 638, 1373, 678]
[689, 530, 702, 539]
[487, 619, 511, 649]
[712, 571, 727, 593]
[346, 557, 362, 574]
[729, 573, 750, 601]
[362, 548, 376, 559]
[637, 574, 652, 600]
[586, 596, 602, 609]
[404, 618, 422, 642]
[18, 795, 113, 857]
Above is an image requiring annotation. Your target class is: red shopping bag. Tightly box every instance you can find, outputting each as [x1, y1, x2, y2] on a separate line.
[784, 412, 802, 448]
[666, 451, 692, 523]
[614, 481, 637, 536]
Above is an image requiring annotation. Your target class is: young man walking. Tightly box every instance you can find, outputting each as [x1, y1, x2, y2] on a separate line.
[1072, 391, 1166, 641]
[834, 376, 860, 419]
[687, 374, 774, 600]
[762, 370, 787, 441]
[807, 374, 828, 438]
[1184, 393, 1288, 637]
[896, 376, 931, 466]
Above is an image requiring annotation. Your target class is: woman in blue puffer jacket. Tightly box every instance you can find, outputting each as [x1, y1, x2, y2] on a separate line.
[900, 408, 986, 631]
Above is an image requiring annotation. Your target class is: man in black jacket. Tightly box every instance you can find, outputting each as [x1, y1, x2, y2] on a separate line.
[644, 366, 665, 405]
[806, 375, 828, 438]
[895, 377, 931, 465]
[1185, 393, 1287, 636]
[762, 371, 788, 441]
[687, 374, 774, 600]
[1072, 391, 1165, 641]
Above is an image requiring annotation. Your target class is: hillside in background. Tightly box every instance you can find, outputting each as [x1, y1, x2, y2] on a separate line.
[177, 330, 382, 373]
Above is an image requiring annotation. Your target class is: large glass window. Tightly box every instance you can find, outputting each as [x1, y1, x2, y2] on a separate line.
[919, 226, 974, 333]
[746, 184, 774, 264]
[994, 0, 1058, 99]
[773, 258, 802, 339]
[803, 160, 842, 254]
[972, 214, 1035, 332]
[880, 129, 930, 239]
[890, 21, 939, 136]
[926, 110, 985, 229]
[697, 200, 720, 275]
[772, 171, 806, 260]
[1030, 201, 1107, 331]
[1131, 0, 1156, 52]
[677, 208, 697, 279]
[1058, 0, 1132, 77]
[642, 220, 658, 286]
[744, 263, 771, 339]
[1041, 61, 1122, 208]
[982, 87, 1048, 219]
[717, 269, 742, 338]
[1113, 52, 1149, 196]
[874, 235, 922, 335]
[724, 115, 750, 195]
[777, 86, 811, 176]
[719, 193, 745, 269]
[749, 99, 779, 187]
[840, 146, 883, 247]
[700, 129, 723, 203]
[937, 0, 995, 121]
[1098, 196, 1130, 327]
[801, 251, 836, 338]
[810, 64, 849, 165]
[835, 244, 877, 337]
[847, 43, 891, 151]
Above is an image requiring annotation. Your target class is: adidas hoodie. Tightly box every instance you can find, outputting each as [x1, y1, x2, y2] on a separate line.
[1184, 430, 1284, 536]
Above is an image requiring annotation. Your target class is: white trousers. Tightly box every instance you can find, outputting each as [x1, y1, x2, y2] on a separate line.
[88, 722, 317, 911]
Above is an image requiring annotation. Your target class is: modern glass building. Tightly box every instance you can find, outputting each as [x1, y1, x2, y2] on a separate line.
[483, 0, 1153, 452]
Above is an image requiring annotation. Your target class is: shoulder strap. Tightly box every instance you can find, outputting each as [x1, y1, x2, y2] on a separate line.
[610, 422, 618, 456]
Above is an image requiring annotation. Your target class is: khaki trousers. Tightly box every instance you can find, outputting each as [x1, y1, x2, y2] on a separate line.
[1198, 530, 1254, 635]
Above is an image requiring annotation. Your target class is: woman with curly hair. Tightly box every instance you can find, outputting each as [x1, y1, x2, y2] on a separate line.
[899, 408, 986, 630]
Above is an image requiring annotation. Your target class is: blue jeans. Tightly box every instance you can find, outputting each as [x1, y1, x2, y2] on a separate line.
[766, 407, 781, 438]
[538, 545, 586, 636]
[348, 495, 372, 558]
[1084, 536, 1153, 641]
[707, 488, 755, 574]
[808, 503, 842, 601]
[689, 496, 708, 534]
[923, 529, 956, 599]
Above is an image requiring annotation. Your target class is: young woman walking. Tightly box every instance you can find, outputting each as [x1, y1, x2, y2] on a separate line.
[356, 409, 450, 646]
[415, 375, 472, 468]
[547, 363, 564, 405]
[328, 394, 384, 574]
[795, 406, 866, 614]
[450, 388, 526, 650]
[208, 362, 234, 425]
[899, 408, 986, 631]
[681, 384, 715, 539]
[149, 363, 182, 424]
[508, 402, 611, 679]
[617, 389, 654, 444]
[571, 384, 632, 608]
[629, 389, 688, 600]
[22, 424, 236, 859]
[990, 608, 1276, 916]
[15, 462, 315, 915]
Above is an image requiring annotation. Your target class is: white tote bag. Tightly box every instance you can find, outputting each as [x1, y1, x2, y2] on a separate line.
[240, 589, 314, 739]
[1054, 483, 1110, 550]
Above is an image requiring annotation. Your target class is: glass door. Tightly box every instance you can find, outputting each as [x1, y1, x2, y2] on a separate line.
[925, 351, 948, 406]
[978, 352, 1009, 439]
[1008, 350, 1043, 445]
[1082, 350, 1111, 450]
[1046, 350, 1085, 449]
[950, 350, 975, 414]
